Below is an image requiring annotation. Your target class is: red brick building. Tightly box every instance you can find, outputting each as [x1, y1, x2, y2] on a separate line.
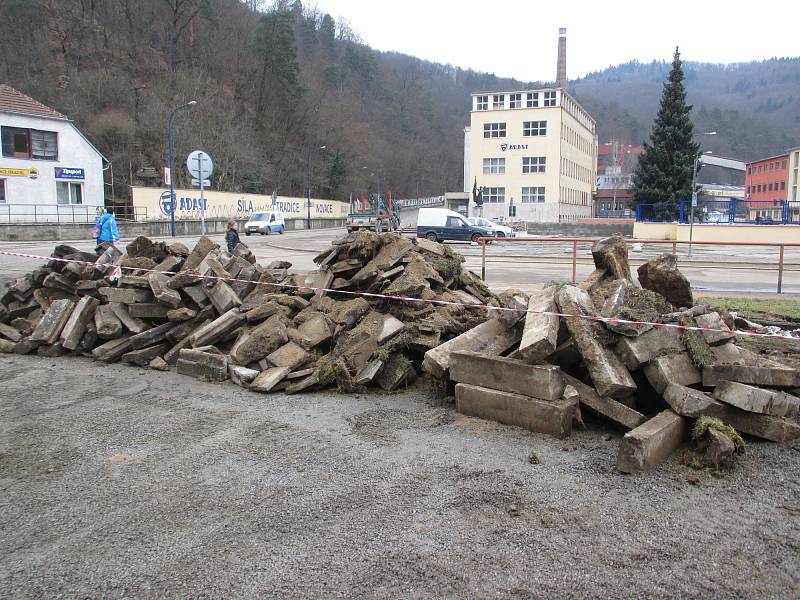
[745, 153, 789, 201]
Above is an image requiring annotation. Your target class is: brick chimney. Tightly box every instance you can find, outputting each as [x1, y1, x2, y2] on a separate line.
[556, 27, 567, 88]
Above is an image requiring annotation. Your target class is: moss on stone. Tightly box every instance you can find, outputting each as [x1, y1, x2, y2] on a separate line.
[681, 316, 717, 368]
[691, 416, 746, 455]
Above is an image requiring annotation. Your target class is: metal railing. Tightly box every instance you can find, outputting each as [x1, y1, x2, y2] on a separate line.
[478, 236, 800, 294]
[0, 203, 146, 224]
[637, 199, 800, 225]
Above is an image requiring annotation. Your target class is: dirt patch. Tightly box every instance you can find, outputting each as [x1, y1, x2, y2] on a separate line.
[348, 406, 454, 445]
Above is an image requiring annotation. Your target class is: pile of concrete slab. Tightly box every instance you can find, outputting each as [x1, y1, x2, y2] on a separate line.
[0, 232, 489, 394]
[422, 234, 800, 472]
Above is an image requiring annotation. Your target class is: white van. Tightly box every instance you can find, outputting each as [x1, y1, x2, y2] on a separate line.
[244, 211, 285, 235]
[416, 208, 494, 243]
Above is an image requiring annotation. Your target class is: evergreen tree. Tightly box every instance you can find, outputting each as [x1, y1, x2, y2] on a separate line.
[631, 47, 700, 216]
[325, 151, 347, 199]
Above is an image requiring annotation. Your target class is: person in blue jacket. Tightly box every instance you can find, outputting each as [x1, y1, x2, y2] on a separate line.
[94, 209, 120, 252]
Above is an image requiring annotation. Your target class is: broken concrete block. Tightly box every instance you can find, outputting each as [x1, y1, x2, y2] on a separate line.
[713, 381, 800, 419]
[556, 285, 637, 399]
[601, 279, 655, 337]
[98, 287, 153, 304]
[664, 383, 800, 443]
[249, 367, 291, 392]
[122, 342, 171, 367]
[562, 373, 647, 431]
[614, 325, 685, 371]
[148, 272, 182, 308]
[94, 304, 124, 339]
[375, 353, 417, 391]
[176, 349, 228, 381]
[643, 352, 701, 394]
[0, 322, 22, 343]
[229, 365, 260, 387]
[449, 351, 565, 401]
[38, 343, 68, 357]
[293, 313, 333, 348]
[455, 383, 576, 438]
[165, 307, 196, 322]
[637, 253, 693, 308]
[129, 321, 178, 350]
[149, 356, 169, 371]
[591, 234, 633, 282]
[517, 289, 559, 363]
[355, 359, 385, 385]
[29, 299, 76, 345]
[616, 410, 688, 474]
[422, 318, 522, 379]
[42, 272, 77, 294]
[191, 309, 245, 348]
[229, 317, 288, 365]
[694, 312, 736, 346]
[285, 373, 320, 394]
[182, 236, 219, 272]
[154, 254, 183, 273]
[59, 296, 99, 350]
[127, 303, 171, 320]
[710, 342, 744, 365]
[0, 339, 15, 353]
[91, 335, 134, 362]
[264, 341, 312, 371]
[203, 280, 242, 314]
[702, 364, 800, 389]
[109, 302, 151, 334]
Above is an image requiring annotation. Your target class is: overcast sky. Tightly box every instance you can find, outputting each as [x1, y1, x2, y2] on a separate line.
[309, 0, 798, 82]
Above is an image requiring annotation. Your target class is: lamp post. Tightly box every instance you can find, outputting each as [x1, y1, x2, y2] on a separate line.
[306, 144, 326, 230]
[166, 100, 197, 237]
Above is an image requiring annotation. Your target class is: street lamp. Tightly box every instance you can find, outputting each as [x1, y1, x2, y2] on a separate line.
[306, 144, 326, 230]
[167, 100, 197, 237]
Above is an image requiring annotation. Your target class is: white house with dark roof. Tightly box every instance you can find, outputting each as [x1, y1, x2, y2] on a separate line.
[0, 84, 106, 222]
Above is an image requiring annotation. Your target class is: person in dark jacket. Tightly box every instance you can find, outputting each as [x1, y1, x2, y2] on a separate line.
[225, 220, 241, 253]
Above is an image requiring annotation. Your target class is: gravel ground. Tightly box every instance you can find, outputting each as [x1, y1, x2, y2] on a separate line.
[1, 354, 799, 598]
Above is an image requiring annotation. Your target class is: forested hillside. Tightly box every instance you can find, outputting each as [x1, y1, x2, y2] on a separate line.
[1, 0, 798, 201]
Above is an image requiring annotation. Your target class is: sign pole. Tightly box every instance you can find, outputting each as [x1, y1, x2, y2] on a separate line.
[199, 154, 206, 236]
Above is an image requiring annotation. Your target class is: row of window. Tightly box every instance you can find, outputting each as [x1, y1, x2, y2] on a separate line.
[560, 157, 592, 184]
[748, 160, 788, 174]
[599, 201, 627, 211]
[0, 179, 82, 204]
[482, 157, 546, 174]
[747, 181, 786, 194]
[561, 186, 590, 206]
[561, 95, 595, 134]
[481, 187, 547, 203]
[483, 121, 547, 138]
[1, 126, 58, 160]
[476, 92, 557, 111]
[561, 122, 592, 155]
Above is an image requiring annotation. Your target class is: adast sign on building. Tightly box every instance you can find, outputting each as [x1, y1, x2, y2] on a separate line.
[132, 186, 349, 221]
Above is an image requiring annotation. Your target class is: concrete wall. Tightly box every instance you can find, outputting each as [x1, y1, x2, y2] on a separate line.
[524, 221, 633, 237]
[0, 217, 347, 241]
[633, 221, 800, 243]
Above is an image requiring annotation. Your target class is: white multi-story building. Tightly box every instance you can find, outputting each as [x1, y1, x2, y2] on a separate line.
[0, 84, 106, 222]
[463, 88, 597, 223]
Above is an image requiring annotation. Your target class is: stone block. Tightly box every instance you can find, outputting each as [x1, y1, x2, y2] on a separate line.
[109, 302, 151, 334]
[637, 253, 693, 308]
[154, 254, 183, 273]
[182, 236, 219, 272]
[285, 373, 319, 394]
[166, 307, 196, 322]
[517, 289, 559, 363]
[94, 304, 124, 339]
[59, 296, 99, 350]
[229, 365, 260, 387]
[264, 341, 312, 371]
[664, 383, 800, 443]
[378, 314, 405, 344]
[455, 383, 576, 438]
[38, 343, 68, 357]
[42, 272, 77, 294]
[98, 287, 153, 304]
[249, 367, 291, 392]
[91, 335, 134, 362]
[562, 373, 646, 430]
[591, 234, 633, 281]
[148, 272, 182, 308]
[191, 309, 245, 348]
[0, 339, 15, 353]
[355, 359, 384, 385]
[182, 285, 210, 309]
[127, 303, 171, 319]
[702, 364, 800, 389]
[293, 313, 333, 348]
[375, 353, 417, 391]
[0, 322, 23, 343]
[449, 351, 565, 400]
[614, 325, 684, 371]
[129, 321, 178, 350]
[229, 317, 288, 364]
[643, 352, 701, 394]
[29, 299, 76, 345]
[601, 279, 654, 337]
[203, 280, 242, 314]
[713, 381, 800, 418]
[710, 342, 744, 365]
[616, 410, 688, 474]
[694, 312, 736, 346]
[118, 275, 151, 288]
[176, 349, 228, 381]
[122, 342, 171, 366]
[422, 318, 522, 379]
[149, 356, 170, 371]
[556, 285, 636, 399]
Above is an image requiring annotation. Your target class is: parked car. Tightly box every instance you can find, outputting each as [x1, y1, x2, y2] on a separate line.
[416, 208, 493, 243]
[244, 211, 285, 235]
[466, 217, 515, 237]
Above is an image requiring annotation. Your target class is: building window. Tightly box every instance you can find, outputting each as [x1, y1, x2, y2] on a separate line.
[1, 127, 58, 160]
[543, 91, 556, 106]
[746, 186, 750, 195]
[783, 160, 788, 169]
[521, 187, 545, 203]
[0, 179, 5, 203]
[509, 93, 521, 109]
[482, 157, 506, 174]
[526, 92, 539, 108]
[492, 95, 504, 109]
[522, 156, 546, 173]
[56, 181, 83, 205]
[781, 181, 786, 190]
[522, 120, 547, 136]
[476, 95, 488, 111]
[484, 187, 505, 203]
[483, 123, 507, 138]
[769, 183, 773, 192]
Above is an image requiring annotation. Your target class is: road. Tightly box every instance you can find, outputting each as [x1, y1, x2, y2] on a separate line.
[1, 227, 798, 294]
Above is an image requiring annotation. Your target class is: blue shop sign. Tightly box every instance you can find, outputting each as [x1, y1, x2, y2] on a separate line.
[54, 167, 85, 180]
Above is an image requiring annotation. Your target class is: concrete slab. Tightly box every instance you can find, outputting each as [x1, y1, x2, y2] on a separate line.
[616, 410, 688, 474]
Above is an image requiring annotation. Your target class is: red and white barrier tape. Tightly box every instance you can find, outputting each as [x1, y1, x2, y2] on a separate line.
[1, 249, 797, 341]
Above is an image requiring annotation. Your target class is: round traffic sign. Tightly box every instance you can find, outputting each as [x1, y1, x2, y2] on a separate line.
[186, 150, 214, 180]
